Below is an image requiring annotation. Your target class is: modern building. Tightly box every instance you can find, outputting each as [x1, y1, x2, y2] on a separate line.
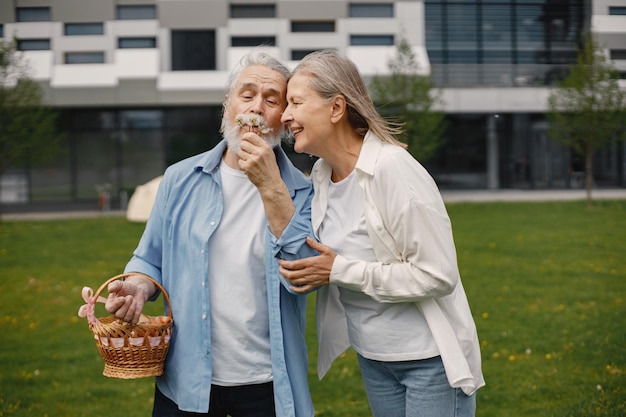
[0, 0, 624, 211]
[425, 0, 625, 190]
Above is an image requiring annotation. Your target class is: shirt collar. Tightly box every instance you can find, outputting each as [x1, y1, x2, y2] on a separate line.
[354, 130, 382, 177]
[196, 140, 228, 174]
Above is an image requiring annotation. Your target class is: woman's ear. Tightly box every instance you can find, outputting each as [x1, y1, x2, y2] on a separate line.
[330, 95, 347, 123]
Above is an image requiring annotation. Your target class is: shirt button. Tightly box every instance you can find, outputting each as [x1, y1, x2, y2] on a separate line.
[202, 314, 207, 320]
[210, 221, 216, 226]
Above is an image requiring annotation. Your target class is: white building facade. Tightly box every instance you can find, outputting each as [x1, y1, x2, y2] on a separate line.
[1, 0, 624, 209]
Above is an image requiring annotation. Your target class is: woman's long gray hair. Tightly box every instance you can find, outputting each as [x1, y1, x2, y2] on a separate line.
[291, 49, 406, 148]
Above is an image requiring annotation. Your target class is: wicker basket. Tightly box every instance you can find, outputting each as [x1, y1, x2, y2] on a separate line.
[81, 273, 173, 379]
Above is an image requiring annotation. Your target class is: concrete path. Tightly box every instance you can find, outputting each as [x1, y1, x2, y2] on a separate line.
[2, 188, 625, 221]
[1, 209, 126, 222]
[441, 188, 626, 203]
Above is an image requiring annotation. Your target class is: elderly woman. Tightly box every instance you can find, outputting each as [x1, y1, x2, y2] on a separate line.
[279, 50, 485, 417]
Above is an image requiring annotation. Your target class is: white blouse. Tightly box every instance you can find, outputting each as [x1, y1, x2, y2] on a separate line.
[311, 131, 485, 396]
[318, 170, 439, 362]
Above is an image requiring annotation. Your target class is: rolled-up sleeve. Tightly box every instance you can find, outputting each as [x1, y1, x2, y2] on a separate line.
[269, 184, 317, 261]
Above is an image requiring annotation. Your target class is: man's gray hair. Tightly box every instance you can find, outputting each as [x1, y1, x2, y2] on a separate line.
[226, 50, 290, 96]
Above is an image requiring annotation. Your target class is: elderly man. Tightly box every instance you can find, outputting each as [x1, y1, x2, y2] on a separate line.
[105, 51, 315, 417]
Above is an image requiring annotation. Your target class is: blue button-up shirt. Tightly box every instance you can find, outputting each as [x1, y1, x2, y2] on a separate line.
[125, 140, 316, 416]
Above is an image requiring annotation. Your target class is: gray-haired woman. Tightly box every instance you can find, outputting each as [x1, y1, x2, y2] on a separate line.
[279, 50, 485, 417]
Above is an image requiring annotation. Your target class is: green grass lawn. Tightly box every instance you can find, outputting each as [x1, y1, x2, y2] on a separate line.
[1, 200, 625, 416]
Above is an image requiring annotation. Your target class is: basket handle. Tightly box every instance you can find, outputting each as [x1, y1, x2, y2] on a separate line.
[92, 273, 173, 321]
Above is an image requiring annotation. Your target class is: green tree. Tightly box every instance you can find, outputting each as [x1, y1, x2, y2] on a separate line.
[0, 38, 62, 213]
[370, 38, 447, 162]
[547, 33, 626, 207]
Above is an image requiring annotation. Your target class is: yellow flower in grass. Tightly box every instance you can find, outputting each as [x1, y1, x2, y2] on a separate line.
[606, 365, 622, 375]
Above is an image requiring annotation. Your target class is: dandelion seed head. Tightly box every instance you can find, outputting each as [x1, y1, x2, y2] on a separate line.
[224, 113, 280, 154]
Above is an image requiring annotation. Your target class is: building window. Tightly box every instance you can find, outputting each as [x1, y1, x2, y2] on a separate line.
[16, 7, 51, 22]
[424, 0, 585, 86]
[610, 49, 626, 60]
[65, 52, 105, 64]
[349, 3, 394, 18]
[117, 5, 157, 20]
[291, 21, 335, 32]
[17, 39, 51, 51]
[608, 7, 626, 15]
[64, 23, 104, 36]
[350, 35, 394, 46]
[482, 51, 512, 64]
[118, 37, 157, 48]
[171, 30, 216, 70]
[231, 36, 276, 47]
[0, 25, 4, 38]
[230, 4, 276, 18]
[121, 110, 164, 129]
[291, 50, 320, 61]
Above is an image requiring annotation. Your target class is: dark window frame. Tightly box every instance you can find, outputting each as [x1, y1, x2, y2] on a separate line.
[291, 21, 336, 33]
[608, 6, 626, 15]
[230, 4, 276, 18]
[65, 51, 106, 64]
[349, 3, 394, 18]
[116, 5, 157, 20]
[231, 36, 276, 47]
[118, 37, 157, 49]
[610, 49, 626, 60]
[291, 49, 319, 60]
[17, 38, 51, 51]
[171, 30, 216, 71]
[64, 23, 105, 36]
[350, 34, 394, 46]
[16, 7, 51, 22]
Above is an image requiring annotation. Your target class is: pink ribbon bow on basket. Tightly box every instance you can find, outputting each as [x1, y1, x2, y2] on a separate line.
[78, 287, 107, 325]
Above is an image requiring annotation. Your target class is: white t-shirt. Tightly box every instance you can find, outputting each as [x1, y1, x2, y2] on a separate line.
[318, 171, 439, 362]
[207, 161, 272, 386]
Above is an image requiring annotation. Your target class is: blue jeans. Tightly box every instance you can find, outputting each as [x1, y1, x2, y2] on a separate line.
[357, 355, 476, 417]
[152, 382, 275, 417]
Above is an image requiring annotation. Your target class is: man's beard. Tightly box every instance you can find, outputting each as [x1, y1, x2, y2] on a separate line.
[223, 114, 284, 154]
